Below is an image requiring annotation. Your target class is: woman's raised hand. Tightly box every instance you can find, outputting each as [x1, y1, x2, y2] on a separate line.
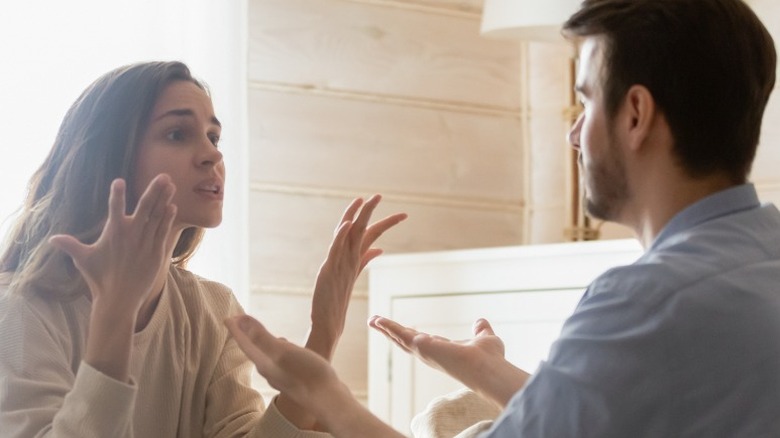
[226, 315, 406, 438]
[307, 194, 407, 359]
[49, 174, 177, 315]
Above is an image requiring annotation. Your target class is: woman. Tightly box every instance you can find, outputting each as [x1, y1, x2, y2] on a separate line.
[0, 61, 406, 437]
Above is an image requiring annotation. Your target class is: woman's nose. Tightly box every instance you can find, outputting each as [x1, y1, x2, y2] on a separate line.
[198, 141, 223, 167]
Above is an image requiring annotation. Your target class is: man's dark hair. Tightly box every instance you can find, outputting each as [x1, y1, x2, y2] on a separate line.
[563, 0, 776, 182]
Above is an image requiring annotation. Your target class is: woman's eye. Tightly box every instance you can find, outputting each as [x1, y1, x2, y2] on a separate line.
[166, 130, 184, 141]
[209, 134, 220, 147]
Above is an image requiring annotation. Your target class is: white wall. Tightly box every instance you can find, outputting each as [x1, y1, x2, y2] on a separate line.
[0, 0, 249, 295]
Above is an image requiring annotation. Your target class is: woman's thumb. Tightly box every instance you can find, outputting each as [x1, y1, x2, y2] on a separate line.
[49, 234, 85, 261]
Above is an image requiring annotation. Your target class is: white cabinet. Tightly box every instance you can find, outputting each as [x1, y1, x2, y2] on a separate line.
[368, 239, 643, 436]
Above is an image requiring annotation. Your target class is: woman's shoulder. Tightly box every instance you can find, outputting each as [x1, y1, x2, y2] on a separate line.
[0, 283, 80, 323]
[168, 266, 242, 315]
[0, 283, 88, 373]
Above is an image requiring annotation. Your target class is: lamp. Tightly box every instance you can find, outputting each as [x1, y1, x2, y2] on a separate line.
[481, 0, 600, 242]
[481, 0, 580, 42]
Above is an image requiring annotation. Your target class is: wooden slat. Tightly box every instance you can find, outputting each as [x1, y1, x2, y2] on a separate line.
[248, 89, 524, 202]
[349, 0, 484, 15]
[248, 0, 521, 108]
[390, 0, 484, 14]
[248, 191, 525, 291]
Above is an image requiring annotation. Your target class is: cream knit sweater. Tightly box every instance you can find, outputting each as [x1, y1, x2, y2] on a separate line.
[0, 266, 330, 438]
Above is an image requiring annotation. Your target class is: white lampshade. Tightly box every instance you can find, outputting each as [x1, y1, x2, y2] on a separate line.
[481, 0, 582, 42]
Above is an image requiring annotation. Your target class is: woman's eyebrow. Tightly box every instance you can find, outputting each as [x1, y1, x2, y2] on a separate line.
[153, 108, 222, 127]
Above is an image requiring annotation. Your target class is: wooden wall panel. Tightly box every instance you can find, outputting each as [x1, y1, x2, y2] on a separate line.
[387, 0, 484, 14]
[248, 0, 521, 109]
[247, 0, 525, 405]
[248, 89, 524, 202]
[248, 190, 524, 293]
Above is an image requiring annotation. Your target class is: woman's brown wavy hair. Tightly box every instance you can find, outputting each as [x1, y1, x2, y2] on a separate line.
[0, 61, 207, 298]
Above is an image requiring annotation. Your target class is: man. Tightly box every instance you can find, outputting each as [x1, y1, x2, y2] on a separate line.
[226, 0, 779, 436]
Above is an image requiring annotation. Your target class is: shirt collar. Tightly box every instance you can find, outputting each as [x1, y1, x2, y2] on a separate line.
[649, 183, 760, 251]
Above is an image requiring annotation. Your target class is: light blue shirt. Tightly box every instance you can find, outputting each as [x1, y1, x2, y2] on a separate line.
[486, 184, 780, 437]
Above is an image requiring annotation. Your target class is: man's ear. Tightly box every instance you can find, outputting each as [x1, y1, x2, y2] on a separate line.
[622, 85, 657, 152]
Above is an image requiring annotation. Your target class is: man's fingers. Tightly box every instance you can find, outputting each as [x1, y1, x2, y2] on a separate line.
[369, 317, 410, 353]
[473, 318, 495, 337]
[369, 316, 418, 353]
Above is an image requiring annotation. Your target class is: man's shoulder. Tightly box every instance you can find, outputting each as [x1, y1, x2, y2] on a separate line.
[589, 210, 780, 305]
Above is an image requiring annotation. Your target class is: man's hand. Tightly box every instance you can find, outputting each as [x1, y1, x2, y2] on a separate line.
[369, 316, 530, 407]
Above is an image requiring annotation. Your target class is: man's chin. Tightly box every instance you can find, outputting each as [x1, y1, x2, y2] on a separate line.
[585, 198, 612, 222]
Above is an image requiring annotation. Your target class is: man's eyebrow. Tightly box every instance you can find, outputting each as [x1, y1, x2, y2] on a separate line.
[154, 108, 222, 127]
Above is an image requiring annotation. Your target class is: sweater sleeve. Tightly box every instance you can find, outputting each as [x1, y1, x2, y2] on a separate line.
[0, 294, 136, 437]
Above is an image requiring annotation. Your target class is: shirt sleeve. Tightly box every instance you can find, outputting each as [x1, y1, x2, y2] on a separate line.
[0, 295, 137, 438]
[483, 275, 672, 438]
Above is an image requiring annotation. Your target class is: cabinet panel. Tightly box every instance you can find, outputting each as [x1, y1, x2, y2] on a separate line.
[389, 289, 582, 434]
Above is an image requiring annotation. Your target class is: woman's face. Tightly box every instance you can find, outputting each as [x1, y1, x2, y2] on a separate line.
[133, 80, 225, 232]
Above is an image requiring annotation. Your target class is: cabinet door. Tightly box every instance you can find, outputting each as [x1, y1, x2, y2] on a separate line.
[388, 288, 583, 435]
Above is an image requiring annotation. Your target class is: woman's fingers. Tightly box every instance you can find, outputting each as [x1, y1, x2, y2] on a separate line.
[147, 179, 176, 245]
[323, 194, 404, 275]
[336, 198, 363, 236]
[335, 194, 408, 252]
[124, 174, 176, 252]
[107, 178, 127, 220]
[48, 234, 88, 264]
[133, 174, 172, 225]
[153, 204, 178, 251]
[359, 213, 407, 259]
[225, 315, 276, 367]
[358, 248, 384, 272]
[327, 220, 352, 260]
[351, 194, 381, 235]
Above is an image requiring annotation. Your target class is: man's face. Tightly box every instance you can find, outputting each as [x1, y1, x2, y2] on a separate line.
[568, 37, 630, 222]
